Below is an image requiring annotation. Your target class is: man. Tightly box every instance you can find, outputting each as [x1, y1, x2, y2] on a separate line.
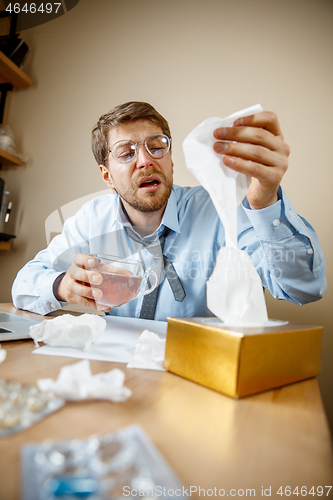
[12, 102, 326, 320]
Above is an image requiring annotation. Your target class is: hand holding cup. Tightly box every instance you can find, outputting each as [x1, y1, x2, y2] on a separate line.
[55, 253, 158, 311]
[88, 254, 158, 308]
[54, 253, 111, 312]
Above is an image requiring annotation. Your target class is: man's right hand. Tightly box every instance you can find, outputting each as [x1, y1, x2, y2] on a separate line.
[54, 253, 111, 312]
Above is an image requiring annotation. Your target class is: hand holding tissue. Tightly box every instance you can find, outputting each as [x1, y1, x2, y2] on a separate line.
[164, 105, 322, 398]
[183, 104, 268, 326]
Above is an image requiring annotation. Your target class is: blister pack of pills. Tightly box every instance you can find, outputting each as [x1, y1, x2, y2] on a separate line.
[0, 378, 65, 437]
[21, 424, 185, 500]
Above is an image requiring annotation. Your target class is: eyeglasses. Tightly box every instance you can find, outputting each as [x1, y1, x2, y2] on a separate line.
[107, 133, 171, 164]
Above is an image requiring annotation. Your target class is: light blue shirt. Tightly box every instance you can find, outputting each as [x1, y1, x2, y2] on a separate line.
[12, 185, 326, 320]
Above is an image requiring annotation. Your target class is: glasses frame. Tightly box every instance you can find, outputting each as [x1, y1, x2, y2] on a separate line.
[107, 133, 171, 164]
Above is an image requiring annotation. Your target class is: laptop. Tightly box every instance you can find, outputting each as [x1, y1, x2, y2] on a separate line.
[0, 311, 41, 341]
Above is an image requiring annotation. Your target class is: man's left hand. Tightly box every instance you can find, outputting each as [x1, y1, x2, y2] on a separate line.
[213, 111, 290, 210]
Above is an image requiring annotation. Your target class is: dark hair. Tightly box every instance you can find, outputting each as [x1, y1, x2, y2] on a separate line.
[91, 101, 172, 165]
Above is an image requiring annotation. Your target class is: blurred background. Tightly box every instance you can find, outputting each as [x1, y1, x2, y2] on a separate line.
[0, 0, 332, 432]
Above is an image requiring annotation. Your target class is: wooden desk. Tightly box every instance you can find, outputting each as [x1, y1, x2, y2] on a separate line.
[0, 304, 333, 500]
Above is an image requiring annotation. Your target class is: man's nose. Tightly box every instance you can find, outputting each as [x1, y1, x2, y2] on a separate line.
[135, 143, 153, 168]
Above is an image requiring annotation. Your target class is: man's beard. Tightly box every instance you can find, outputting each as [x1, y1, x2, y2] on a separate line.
[114, 169, 173, 213]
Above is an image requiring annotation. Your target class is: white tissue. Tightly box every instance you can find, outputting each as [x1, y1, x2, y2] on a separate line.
[127, 330, 166, 371]
[183, 104, 263, 248]
[183, 104, 268, 326]
[29, 314, 106, 351]
[0, 345, 6, 364]
[207, 247, 268, 326]
[37, 359, 132, 402]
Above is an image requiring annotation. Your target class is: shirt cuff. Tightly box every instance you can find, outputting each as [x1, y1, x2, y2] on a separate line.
[242, 187, 297, 241]
[40, 271, 65, 313]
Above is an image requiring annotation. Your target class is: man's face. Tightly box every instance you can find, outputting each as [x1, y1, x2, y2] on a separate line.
[100, 120, 174, 215]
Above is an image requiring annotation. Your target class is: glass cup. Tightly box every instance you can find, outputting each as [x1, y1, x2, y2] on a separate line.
[88, 254, 158, 307]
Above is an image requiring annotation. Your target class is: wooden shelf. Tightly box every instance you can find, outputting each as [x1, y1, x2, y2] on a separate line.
[0, 50, 32, 88]
[0, 147, 21, 166]
[0, 241, 11, 250]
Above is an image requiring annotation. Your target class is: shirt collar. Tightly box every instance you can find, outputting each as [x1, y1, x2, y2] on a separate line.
[115, 196, 131, 228]
[160, 188, 180, 234]
[113, 187, 181, 235]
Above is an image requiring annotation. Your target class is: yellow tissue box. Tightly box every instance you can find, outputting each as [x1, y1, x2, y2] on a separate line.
[163, 317, 323, 398]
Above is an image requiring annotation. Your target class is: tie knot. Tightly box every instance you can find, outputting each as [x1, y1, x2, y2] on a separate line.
[124, 226, 169, 256]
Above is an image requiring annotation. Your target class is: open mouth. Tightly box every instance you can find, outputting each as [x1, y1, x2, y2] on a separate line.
[139, 177, 161, 189]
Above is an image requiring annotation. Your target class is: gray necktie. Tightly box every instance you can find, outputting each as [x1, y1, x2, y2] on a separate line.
[125, 226, 186, 320]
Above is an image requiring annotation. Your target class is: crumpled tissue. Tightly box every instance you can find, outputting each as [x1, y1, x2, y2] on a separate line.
[37, 359, 132, 402]
[0, 345, 6, 364]
[183, 104, 268, 326]
[29, 314, 106, 351]
[127, 330, 166, 371]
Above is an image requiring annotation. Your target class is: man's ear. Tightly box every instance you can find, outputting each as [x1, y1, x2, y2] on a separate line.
[99, 164, 115, 189]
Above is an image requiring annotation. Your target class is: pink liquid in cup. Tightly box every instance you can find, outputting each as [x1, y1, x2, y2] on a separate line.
[93, 273, 143, 307]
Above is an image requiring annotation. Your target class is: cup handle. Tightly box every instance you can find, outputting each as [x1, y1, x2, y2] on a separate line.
[137, 270, 158, 297]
